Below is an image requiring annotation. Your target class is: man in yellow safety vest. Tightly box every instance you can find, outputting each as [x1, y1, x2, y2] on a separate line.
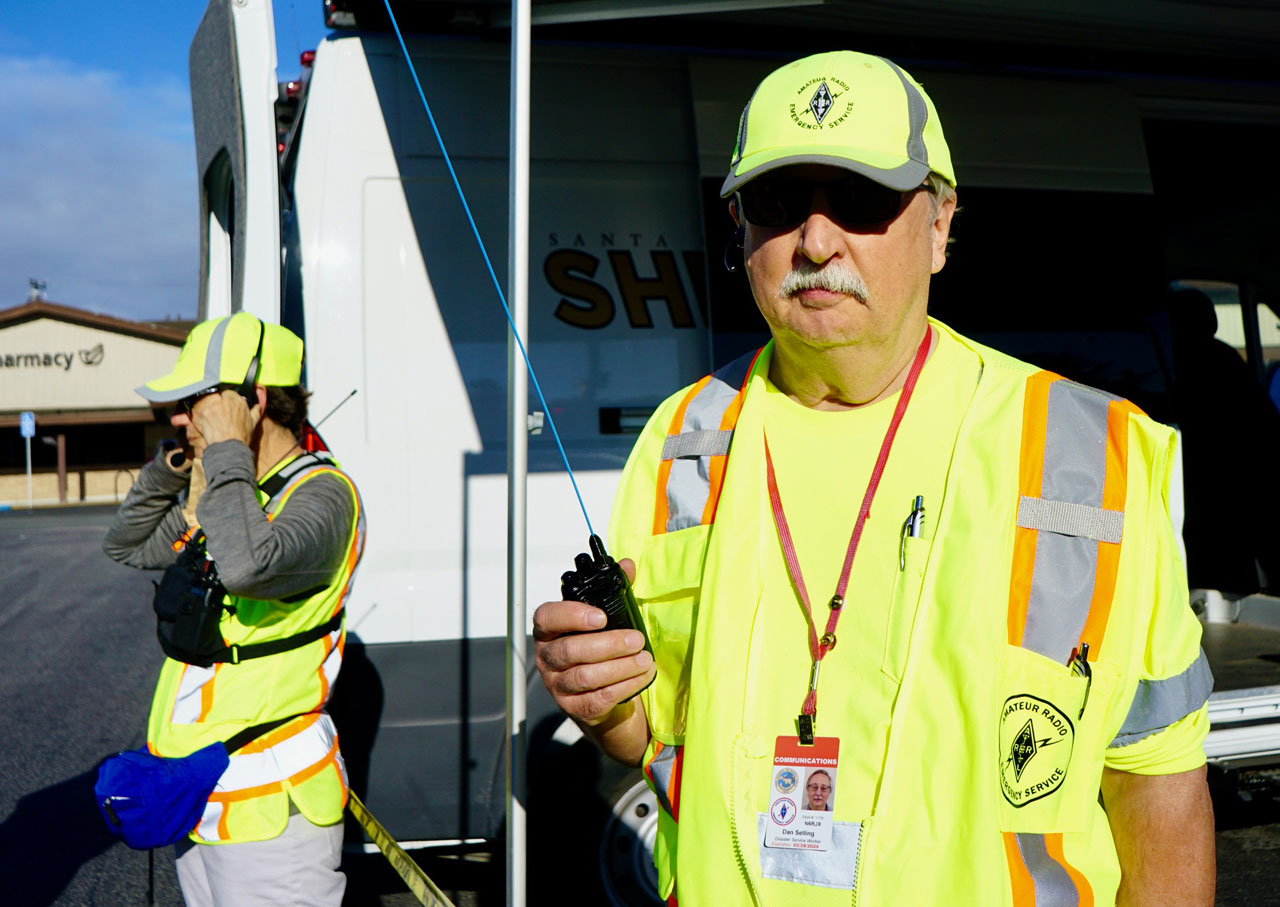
[534, 51, 1214, 906]
[105, 312, 364, 906]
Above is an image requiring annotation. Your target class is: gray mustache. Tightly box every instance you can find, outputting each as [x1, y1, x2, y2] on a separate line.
[779, 264, 869, 302]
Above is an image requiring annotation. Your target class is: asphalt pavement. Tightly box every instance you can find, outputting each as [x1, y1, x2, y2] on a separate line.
[1, 506, 1277, 905]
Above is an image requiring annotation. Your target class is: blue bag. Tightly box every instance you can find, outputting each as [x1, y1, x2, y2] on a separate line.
[95, 715, 296, 849]
[95, 743, 229, 849]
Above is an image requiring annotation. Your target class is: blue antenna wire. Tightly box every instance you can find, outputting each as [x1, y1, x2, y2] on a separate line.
[382, 0, 595, 537]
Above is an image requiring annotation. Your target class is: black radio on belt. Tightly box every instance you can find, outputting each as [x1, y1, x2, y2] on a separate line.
[152, 530, 230, 668]
[561, 535, 654, 697]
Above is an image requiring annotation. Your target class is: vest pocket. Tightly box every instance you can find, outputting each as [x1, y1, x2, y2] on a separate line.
[881, 535, 927, 683]
[757, 814, 862, 890]
[634, 526, 710, 742]
[996, 645, 1117, 833]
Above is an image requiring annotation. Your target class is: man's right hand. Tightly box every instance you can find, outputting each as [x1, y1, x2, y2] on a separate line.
[534, 558, 655, 764]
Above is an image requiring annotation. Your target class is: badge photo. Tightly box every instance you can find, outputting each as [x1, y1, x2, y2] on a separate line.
[802, 767, 835, 812]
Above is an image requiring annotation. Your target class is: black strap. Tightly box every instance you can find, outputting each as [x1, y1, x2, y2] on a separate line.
[222, 713, 305, 755]
[234, 320, 266, 406]
[258, 451, 330, 500]
[204, 610, 344, 665]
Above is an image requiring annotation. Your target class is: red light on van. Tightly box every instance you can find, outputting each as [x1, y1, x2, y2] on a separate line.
[301, 50, 315, 68]
[285, 81, 302, 99]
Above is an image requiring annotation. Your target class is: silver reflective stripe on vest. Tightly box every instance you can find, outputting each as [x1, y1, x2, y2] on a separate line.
[757, 814, 861, 890]
[1021, 380, 1122, 661]
[648, 744, 679, 816]
[661, 351, 756, 533]
[1015, 833, 1080, 906]
[1111, 649, 1214, 747]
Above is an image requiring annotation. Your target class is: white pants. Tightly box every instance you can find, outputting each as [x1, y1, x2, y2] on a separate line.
[174, 811, 346, 907]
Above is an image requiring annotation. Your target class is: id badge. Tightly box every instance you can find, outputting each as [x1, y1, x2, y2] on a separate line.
[764, 735, 839, 851]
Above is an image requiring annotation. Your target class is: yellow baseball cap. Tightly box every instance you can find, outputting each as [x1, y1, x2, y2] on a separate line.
[721, 51, 955, 197]
[137, 312, 304, 403]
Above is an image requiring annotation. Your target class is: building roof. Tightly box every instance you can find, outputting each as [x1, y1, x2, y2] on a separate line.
[0, 300, 189, 345]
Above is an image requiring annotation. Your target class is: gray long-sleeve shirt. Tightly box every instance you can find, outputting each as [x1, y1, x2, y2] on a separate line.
[104, 441, 356, 602]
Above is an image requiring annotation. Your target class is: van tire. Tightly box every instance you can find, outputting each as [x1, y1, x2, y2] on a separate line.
[597, 770, 663, 906]
[527, 718, 663, 906]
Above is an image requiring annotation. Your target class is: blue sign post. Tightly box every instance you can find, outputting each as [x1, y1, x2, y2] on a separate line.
[19, 411, 34, 509]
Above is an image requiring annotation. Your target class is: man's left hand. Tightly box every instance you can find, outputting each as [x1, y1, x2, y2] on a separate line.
[193, 390, 260, 447]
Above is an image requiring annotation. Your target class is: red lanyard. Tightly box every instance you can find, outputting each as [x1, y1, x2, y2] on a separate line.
[764, 329, 931, 744]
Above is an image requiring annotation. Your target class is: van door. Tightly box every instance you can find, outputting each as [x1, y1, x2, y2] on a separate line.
[189, 0, 281, 321]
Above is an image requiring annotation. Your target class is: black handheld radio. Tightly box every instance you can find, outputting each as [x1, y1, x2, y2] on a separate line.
[152, 531, 229, 667]
[561, 535, 653, 670]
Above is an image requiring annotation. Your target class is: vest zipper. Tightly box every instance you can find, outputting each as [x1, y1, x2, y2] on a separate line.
[850, 818, 867, 906]
[729, 737, 763, 906]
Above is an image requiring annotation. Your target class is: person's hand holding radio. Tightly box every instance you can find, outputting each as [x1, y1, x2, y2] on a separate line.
[159, 438, 193, 474]
[533, 556, 655, 766]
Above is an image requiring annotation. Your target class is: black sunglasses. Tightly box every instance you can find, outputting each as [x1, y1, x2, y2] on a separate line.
[177, 385, 229, 415]
[738, 172, 928, 230]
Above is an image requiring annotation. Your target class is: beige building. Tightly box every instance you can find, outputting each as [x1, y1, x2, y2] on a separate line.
[0, 300, 188, 507]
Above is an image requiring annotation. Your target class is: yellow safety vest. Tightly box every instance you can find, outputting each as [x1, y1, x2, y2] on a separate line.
[610, 322, 1210, 905]
[147, 452, 366, 845]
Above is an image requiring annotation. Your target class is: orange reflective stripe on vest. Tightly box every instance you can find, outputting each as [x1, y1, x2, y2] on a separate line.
[652, 349, 760, 536]
[1004, 371, 1139, 906]
[1007, 371, 1137, 661]
[193, 712, 345, 842]
[1003, 832, 1094, 907]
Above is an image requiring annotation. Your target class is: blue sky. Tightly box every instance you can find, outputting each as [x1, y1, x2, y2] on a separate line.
[0, 1, 328, 321]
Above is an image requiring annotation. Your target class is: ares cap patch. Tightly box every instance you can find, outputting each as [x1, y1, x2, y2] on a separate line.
[999, 694, 1074, 807]
[720, 50, 956, 197]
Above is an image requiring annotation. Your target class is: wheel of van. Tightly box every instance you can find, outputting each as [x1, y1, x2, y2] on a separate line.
[598, 774, 662, 907]
[527, 717, 664, 907]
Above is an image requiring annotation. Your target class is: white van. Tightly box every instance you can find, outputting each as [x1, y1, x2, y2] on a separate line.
[190, 1, 1280, 901]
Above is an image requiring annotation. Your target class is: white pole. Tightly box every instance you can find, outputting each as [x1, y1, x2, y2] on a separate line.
[25, 436, 33, 509]
[505, 1, 531, 905]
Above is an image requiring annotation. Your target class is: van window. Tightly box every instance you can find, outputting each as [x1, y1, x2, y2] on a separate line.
[1175, 279, 1280, 403]
[204, 151, 235, 315]
[1178, 279, 1248, 354]
[1164, 277, 1280, 592]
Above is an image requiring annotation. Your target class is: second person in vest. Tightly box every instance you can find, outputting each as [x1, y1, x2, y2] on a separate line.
[105, 313, 365, 907]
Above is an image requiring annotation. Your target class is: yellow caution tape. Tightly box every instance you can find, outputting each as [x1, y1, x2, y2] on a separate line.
[346, 791, 458, 907]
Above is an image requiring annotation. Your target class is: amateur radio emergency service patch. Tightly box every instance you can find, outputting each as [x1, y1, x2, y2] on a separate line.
[999, 694, 1074, 807]
[789, 76, 853, 130]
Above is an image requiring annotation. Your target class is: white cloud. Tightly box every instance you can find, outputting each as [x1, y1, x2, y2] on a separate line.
[0, 54, 198, 321]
